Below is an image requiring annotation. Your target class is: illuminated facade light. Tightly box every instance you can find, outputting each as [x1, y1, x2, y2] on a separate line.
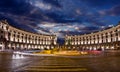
[65, 23, 120, 50]
[0, 20, 120, 51]
[0, 20, 57, 50]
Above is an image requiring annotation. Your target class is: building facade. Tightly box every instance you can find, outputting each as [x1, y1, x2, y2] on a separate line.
[0, 20, 57, 51]
[1, 20, 120, 51]
[65, 23, 120, 50]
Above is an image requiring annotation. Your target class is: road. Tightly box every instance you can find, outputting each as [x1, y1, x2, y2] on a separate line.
[0, 51, 120, 72]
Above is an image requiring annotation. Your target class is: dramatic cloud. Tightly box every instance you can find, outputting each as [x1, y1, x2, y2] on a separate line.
[105, 5, 120, 16]
[42, 0, 61, 8]
[0, 0, 120, 36]
[82, 0, 120, 8]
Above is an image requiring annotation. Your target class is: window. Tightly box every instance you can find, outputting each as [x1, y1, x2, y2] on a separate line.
[6, 26, 8, 30]
[0, 36, 3, 39]
[1, 31, 3, 33]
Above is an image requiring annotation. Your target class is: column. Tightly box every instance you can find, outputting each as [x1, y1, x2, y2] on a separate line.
[118, 29, 120, 41]
[1, 42, 5, 51]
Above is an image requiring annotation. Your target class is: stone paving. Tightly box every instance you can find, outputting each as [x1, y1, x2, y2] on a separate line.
[0, 51, 120, 72]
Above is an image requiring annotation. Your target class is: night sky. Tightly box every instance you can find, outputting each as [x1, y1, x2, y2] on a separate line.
[0, 0, 120, 37]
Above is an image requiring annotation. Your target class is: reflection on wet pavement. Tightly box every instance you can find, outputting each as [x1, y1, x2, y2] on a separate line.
[0, 51, 120, 72]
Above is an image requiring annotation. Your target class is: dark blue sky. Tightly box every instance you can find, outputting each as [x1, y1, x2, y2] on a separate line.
[0, 0, 120, 36]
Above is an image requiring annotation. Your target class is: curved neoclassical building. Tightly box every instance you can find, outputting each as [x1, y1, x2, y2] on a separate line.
[0, 20, 57, 51]
[1, 20, 120, 51]
[65, 23, 120, 50]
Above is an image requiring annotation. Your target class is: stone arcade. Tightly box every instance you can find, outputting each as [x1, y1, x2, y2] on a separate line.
[65, 23, 120, 50]
[0, 20, 120, 51]
[0, 20, 57, 51]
